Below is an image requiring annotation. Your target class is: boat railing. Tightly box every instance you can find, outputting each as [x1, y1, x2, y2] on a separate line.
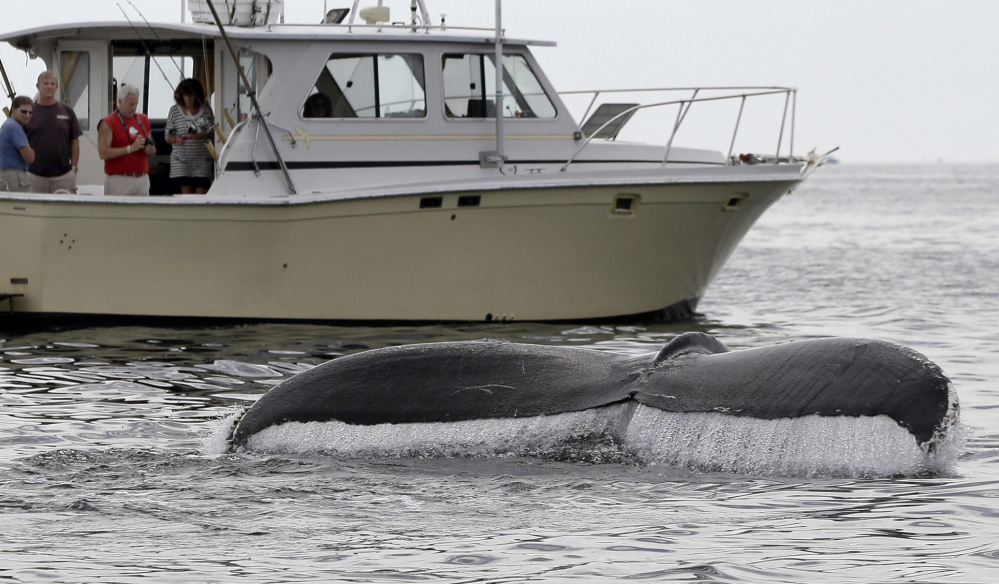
[557, 86, 797, 172]
[215, 118, 248, 174]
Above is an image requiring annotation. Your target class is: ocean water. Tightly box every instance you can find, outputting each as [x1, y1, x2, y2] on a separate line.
[2, 163, 998, 583]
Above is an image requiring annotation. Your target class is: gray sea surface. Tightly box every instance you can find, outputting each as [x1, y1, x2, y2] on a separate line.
[1, 163, 997, 582]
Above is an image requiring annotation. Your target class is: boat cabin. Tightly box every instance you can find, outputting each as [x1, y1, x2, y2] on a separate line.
[1, 0, 802, 202]
[0, 2, 615, 197]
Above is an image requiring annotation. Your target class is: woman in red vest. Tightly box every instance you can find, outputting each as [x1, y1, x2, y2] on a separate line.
[97, 84, 156, 196]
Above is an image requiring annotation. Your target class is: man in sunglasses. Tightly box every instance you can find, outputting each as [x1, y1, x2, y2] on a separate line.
[0, 96, 36, 193]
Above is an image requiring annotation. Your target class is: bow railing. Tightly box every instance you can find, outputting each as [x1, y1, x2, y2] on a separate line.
[557, 86, 797, 172]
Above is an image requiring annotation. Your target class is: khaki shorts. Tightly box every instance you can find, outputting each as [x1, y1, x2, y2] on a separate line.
[28, 169, 77, 194]
[0, 168, 30, 192]
[105, 174, 150, 197]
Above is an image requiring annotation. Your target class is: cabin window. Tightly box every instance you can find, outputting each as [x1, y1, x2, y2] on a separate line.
[229, 50, 271, 124]
[112, 55, 198, 120]
[304, 54, 426, 119]
[442, 54, 556, 119]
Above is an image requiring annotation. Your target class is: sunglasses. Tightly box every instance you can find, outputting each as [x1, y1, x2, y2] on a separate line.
[18, 109, 33, 115]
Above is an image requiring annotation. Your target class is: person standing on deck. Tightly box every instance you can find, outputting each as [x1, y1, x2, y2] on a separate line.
[164, 79, 215, 194]
[98, 84, 156, 197]
[24, 71, 82, 194]
[0, 96, 36, 192]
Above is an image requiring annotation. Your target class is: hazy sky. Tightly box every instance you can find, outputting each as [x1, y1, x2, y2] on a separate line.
[2, 0, 996, 163]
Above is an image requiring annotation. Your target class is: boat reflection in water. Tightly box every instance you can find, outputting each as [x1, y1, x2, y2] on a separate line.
[0, 0, 827, 323]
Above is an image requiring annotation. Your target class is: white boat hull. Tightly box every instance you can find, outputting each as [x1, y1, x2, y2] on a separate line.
[0, 170, 800, 322]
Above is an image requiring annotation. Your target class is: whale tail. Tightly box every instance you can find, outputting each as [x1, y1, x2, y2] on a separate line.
[229, 334, 959, 467]
[637, 336, 957, 451]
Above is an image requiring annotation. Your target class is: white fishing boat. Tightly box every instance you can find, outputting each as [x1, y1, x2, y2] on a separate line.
[0, 0, 825, 322]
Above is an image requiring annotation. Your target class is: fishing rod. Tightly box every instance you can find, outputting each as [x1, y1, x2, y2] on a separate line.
[116, 3, 178, 93]
[125, 0, 186, 79]
[123, 2, 225, 156]
[128, 0, 218, 146]
[202, 0, 296, 194]
[0, 53, 16, 117]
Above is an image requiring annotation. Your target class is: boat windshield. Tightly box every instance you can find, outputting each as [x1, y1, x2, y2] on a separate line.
[303, 53, 426, 119]
[442, 54, 555, 119]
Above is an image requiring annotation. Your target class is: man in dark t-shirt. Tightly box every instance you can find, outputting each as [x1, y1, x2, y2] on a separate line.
[24, 70, 82, 194]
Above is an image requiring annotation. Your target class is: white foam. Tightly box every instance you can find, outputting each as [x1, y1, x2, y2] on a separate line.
[228, 398, 963, 477]
[246, 404, 630, 459]
[203, 410, 243, 455]
[624, 406, 962, 477]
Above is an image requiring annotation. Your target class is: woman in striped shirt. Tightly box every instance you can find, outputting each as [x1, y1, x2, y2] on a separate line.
[165, 79, 215, 194]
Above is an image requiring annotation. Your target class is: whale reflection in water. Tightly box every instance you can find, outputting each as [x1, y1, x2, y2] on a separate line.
[226, 333, 961, 476]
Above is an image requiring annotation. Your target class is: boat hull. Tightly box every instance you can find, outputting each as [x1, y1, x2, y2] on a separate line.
[0, 176, 798, 322]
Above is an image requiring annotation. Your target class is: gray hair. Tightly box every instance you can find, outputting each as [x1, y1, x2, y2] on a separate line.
[118, 84, 141, 101]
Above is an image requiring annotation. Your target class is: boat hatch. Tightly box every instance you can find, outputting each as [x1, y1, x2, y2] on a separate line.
[581, 103, 639, 140]
[419, 196, 443, 209]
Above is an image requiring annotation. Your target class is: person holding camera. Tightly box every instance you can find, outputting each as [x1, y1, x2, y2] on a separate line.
[165, 79, 215, 194]
[98, 84, 156, 196]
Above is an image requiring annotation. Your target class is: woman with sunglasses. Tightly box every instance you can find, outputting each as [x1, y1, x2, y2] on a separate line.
[0, 96, 35, 193]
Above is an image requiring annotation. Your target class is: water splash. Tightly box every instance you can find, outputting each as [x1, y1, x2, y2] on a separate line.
[223, 400, 962, 478]
[624, 407, 962, 477]
[204, 410, 244, 455]
[243, 404, 629, 460]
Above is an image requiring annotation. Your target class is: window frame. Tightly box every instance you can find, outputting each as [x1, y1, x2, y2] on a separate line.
[440, 51, 558, 123]
[300, 52, 428, 122]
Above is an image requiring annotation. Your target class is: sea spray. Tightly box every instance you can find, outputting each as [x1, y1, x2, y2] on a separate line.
[623, 405, 960, 477]
[243, 403, 630, 459]
[219, 401, 962, 477]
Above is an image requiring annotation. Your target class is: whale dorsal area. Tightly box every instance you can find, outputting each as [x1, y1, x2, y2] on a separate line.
[652, 332, 732, 365]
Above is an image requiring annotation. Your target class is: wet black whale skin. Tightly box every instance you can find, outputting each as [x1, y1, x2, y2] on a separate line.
[232, 333, 952, 447]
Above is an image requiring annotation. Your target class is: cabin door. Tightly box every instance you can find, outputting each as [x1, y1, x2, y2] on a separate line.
[215, 46, 271, 138]
[54, 41, 107, 189]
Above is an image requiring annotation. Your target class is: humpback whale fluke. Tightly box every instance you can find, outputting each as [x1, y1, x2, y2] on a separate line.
[230, 333, 958, 458]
